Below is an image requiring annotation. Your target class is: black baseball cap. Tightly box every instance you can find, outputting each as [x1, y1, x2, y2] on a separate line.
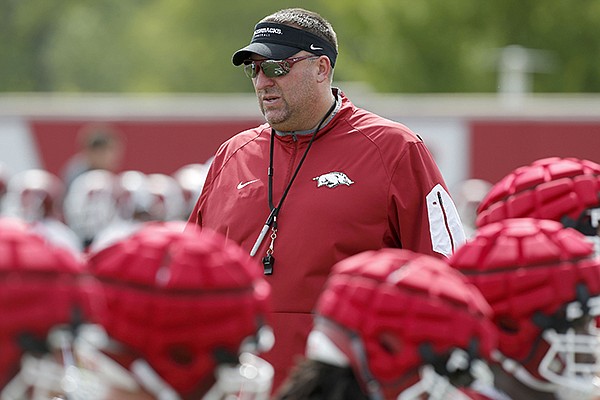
[232, 22, 337, 67]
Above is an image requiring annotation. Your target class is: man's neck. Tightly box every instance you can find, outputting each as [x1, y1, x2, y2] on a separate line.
[275, 90, 339, 136]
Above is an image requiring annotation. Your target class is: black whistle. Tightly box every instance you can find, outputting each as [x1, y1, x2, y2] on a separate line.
[262, 254, 274, 275]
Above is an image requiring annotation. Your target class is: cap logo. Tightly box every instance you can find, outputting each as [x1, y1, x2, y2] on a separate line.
[245, 22, 338, 67]
[253, 26, 283, 38]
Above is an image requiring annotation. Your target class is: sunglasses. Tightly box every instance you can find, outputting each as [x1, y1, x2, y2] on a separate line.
[243, 55, 319, 79]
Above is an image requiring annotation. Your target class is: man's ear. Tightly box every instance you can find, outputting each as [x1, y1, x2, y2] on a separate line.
[316, 56, 332, 83]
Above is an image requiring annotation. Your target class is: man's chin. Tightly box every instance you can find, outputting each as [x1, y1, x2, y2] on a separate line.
[264, 114, 288, 129]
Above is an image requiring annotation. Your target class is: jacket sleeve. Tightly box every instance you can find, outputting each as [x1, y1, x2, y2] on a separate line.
[185, 159, 218, 229]
[185, 198, 202, 228]
[388, 141, 466, 258]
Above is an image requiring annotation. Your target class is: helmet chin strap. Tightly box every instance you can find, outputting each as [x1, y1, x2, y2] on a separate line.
[201, 352, 273, 400]
[399, 365, 471, 400]
[74, 324, 181, 400]
[1, 349, 111, 400]
[1, 354, 66, 400]
[129, 360, 181, 400]
[492, 349, 557, 393]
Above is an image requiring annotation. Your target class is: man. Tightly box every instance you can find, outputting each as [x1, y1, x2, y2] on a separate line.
[1, 168, 82, 254]
[61, 122, 124, 190]
[274, 248, 499, 400]
[449, 218, 600, 399]
[187, 7, 465, 387]
[63, 169, 120, 249]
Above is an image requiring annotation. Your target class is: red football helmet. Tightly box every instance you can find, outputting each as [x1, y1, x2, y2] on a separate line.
[449, 218, 600, 398]
[308, 248, 497, 400]
[87, 221, 273, 399]
[476, 157, 600, 235]
[0, 217, 93, 395]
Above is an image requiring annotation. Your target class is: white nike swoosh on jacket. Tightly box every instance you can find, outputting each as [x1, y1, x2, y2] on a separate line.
[237, 179, 260, 190]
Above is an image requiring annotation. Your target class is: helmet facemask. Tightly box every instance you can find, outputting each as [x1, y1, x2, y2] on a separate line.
[70, 324, 274, 400]
[1, 324, 111, 400]
[202, 352, 274, 400]
[496, 285, 600, 399]
[308, 319, 491, 400]
[202, 325, 275, 400]
[399, 353, 492, 400]
[538, 289, 600, 399]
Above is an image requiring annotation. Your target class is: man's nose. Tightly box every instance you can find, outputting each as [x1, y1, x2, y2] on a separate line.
[253, 68, 275, 89]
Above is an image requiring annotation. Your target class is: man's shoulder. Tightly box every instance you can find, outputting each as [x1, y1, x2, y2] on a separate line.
[210, 123, 269, 168]
[221, 123, 269, 148]
[338, 96, 420, 143]
[344, 107, 422, 145]
[232, 122, 270, 139]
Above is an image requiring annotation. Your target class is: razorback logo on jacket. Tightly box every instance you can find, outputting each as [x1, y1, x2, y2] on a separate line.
[312, 172, 354, 188]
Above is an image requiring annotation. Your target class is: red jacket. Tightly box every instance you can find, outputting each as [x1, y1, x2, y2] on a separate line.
[188, 90, 465, 389]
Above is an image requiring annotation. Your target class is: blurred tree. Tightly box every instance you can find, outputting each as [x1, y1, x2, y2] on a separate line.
[0, 0, 598, 93]
[0, 0, 76, 91]
[46, 1, 147, 91]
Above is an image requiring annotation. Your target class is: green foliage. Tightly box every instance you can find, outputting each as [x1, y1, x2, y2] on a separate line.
[0, 0, 598, 93]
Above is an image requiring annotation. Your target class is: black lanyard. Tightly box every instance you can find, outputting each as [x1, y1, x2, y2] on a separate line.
[250, 100, 337, 274]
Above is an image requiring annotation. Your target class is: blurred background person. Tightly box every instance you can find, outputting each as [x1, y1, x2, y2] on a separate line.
[146, 172, 186, 221]
[60, 123, 125, 189]
[0, 168, 82, 254]
[0, 162, 10, 211]
[449, 218, 600, 399]
[452, 178, 493, 239]
[476, 157, 600, 254]
[88, 169, 153, 253]
[1, 169, 64, 222]
[172, 162, 210, 220]
[62, 169, 120, 250]
[0, 217, 99, 399]
[85, 221, 275, 399]
[275, 248, 500, 400]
